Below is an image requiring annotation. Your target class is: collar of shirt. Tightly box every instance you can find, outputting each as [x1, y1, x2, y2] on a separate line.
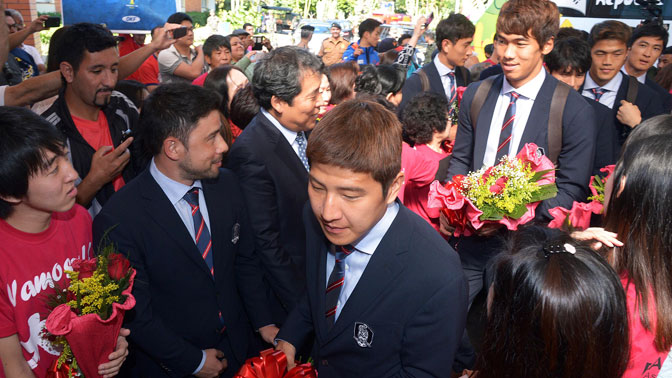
[149, 158, 203, 206]
[261, 108, 299, 148]
[584, 70, 623, 92]
[502, 65, 546, 101]
[350, 202, 400, 255]
[620, 66, 646, 84]
[433, 54, 455, 76]
[167, 44, 196, 60]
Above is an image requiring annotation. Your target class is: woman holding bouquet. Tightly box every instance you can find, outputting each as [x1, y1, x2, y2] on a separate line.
[400, 92, 456, 232]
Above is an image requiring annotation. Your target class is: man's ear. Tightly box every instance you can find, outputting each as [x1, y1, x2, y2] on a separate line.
[270, 95, 287, 115]
[541, 36, 555, 56]
[163, 136, 184, 161]
[0, 195, 21, 206]
[441, 39, 453, 54]
[60, 62, 75, 84]
[385, 171, 405, 204]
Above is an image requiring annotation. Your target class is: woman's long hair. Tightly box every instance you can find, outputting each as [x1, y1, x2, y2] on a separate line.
[604, 134, 672, 352]
[475, 226, 629, 378]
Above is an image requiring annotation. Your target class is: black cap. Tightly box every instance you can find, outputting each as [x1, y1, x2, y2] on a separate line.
[331, 22, 341, 30]
[232, 28, 250, 36]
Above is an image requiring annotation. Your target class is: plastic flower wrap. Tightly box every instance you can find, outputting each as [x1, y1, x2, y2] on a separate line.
[44, 237, 135, 378]
[548, 164, 615, 231]
[428, 143, 557, 236]
[235, 348, 317, 378]
[449, 86, 468, 125]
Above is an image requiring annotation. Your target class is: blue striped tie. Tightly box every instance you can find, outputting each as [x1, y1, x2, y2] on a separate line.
[325, 244, 354, 328]
[183, 188, 214, 276]
[495, 91, 520, 162]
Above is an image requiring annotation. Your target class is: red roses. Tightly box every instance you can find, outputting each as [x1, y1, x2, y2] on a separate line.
[108, 253, 131, 280]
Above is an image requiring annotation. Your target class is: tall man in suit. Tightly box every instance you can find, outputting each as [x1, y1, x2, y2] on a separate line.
[93, 84, 277, 378]
[581, 20, 664, 148]
[622, 23, 672, 113]
[399, 13, 475, 113]
[227, 47, 326, 326]
[276, 99, 468, 377]
[444, 0, 596, 307]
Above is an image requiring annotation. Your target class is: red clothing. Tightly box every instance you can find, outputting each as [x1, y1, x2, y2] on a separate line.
[71, 111, 125, 191]
[192, 72, 209, 86]
[230, 119, 243, 143]
[400, 143, 449, 231]
[118, 34, 143, 57]
[622, 274, 669, 378]
[0, 205, 92, 377]
[126, 55, 159, 87]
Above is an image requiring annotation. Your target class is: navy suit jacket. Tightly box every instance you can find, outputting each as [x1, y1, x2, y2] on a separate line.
[448, 74, 596, 220]
[585, 96, 619, 173]
[277, 203, 468, 377]
[93, 168, 272, 377]
[226, 112, 309, 324]
[644, 75, 672, 114]
[399, 61, 471, 113]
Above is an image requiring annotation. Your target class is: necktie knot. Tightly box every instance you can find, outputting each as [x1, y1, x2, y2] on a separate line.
[336, 244, 355, 260]
[591, 87, 608, 101]
[183, 187, 200, 207]
[509, 91, 520, 102]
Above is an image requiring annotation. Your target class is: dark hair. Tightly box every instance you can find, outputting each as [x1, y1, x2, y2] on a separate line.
[497, 0, 559, 48]
[654, 64, 672, 92]
[203, 65, 246, 121]
[664, 46, 672, 55]
[300, 28, 313, 40]
[556, 27, 585, 41]
[203, 34, 231, 57]
[402, 92, 448, 145]
[629, 23, 668, 48]
[138, 83, 221, 157]
[475, 226, 629, 378]
[544, 37, 591, 75]
[243, 23, 253, 30]
[622, 114, 672, 152]
[46, 26, 69, 73]
[0, 107, 67, 219]
[252, 46, 324, 110]
[604, 135, 672, 353]
[379, 49, 399, 65]
[307, 99, 401, 196]
[114, 80, 146, 109]
[397, 33, 412, 46]
[327, 61, 358, 105]
[354, 64, 405, 97]
[588, 20, 631, 48]
[230, 83, 259, 129]
[358, 18, 382, 39]
[57, 23, 117, 73]
[484, 43, 494, 56]
[436, 13, 475, 47]
[166, 12, 193, 25]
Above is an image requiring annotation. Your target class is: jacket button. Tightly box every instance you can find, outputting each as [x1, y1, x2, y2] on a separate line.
[321, 359, 328, 366]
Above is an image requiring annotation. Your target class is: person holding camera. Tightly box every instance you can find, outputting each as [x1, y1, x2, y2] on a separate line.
[158, 12, 206, 84]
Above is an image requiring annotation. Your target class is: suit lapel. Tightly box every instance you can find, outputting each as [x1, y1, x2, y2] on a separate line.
[473, 75, 504, 169]
[202, 179, 234, 282]
[519, 75, 555, 151]
[139, 170, 215, 278]
[257, 114, 309, 185]
[424, 62, 446, 98]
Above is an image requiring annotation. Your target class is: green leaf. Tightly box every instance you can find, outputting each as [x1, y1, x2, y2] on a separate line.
[529, 184, 558, 203]
[530, 169, 556, 182]
[507, 203, 529, 219]
[479, 205, 504, 220]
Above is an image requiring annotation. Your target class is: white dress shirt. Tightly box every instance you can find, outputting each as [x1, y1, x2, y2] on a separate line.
[261, 108, 304, 159]
[325, 202, 399, 320]
[582, 71, 623, 109]
[433, 54, 455, 99]
[621, 66, 646, 84]
[482, 67, 546, 167]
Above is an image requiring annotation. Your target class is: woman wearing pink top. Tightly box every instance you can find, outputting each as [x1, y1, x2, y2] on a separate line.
[400, 92, 456, 232]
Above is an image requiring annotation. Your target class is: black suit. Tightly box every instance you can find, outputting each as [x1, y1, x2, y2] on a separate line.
[399, 61, 471, 113]
[227, 112, 309, 325]
[585, 96, 619, 173]
[278, 203, 468, 377]
[93, 168, 272, 377]
[644, 75, 672, 114]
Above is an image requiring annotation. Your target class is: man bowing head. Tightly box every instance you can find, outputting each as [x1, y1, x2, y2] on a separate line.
[276, 99, 468, 377]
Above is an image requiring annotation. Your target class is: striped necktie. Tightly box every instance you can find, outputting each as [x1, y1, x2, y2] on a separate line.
[295, 131, 310, 171]
[446, 72, 457, 105]
[495, 91, 521, 162]
[183, 188, 214, 276]
[591, 87, 608, 102]
[325, 244, 354, 328]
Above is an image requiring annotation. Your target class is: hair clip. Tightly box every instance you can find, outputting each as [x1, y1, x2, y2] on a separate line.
[543, 242, 576, 258]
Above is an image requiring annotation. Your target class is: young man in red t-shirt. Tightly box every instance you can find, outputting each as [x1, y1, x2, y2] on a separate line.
[0, 107, 129, 377]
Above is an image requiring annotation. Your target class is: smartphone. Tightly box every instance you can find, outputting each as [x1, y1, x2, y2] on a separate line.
[252, 36, 264, 51]
[120, 129, 134, 144]
[44, 16, 61, 28]
[172, 26, 187, 39]
[424, 12, 434, 28]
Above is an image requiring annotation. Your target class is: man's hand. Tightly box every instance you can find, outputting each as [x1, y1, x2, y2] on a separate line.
[259, 325, 280, 345]
[148, 23, 179, 52]
[475, 223, 501, 237]
[571, 227, 623, 250]
[275, 340, 296, 370]
[98, 328, 130, 377]
[617, 100, 642, 128]
[439, 212, 455, 237]
[195, 349, 227, 378]
[28, 15, 49, 33]
[353, 47, 363, 56]
[262, 37, 273, 51]
[87, 137, 133, 189]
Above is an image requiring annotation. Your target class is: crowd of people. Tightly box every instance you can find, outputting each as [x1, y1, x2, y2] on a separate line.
[1, 0, 672, 376]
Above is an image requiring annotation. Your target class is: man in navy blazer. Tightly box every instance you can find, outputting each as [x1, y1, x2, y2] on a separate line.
[399, 13, 475, 113]
[93, 84, 277, 378]
[444, 0, 596, 307]
[227, 47, 326, 326]
[276, 100, 468, 377]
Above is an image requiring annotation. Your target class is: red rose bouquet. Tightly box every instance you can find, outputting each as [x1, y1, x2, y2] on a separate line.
[44, 240, 135, 378]
[548, 164, 615, 230]
[428, 143, 558, 236]
[449, 86, 468, 126]
[235, 349, 317, 378]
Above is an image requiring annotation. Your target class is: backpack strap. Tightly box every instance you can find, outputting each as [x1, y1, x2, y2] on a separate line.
[548, 82, 571, 166]
[417, 69, 430, 92]
[470, 76, 496, 130]
[626, 74, 639, 104]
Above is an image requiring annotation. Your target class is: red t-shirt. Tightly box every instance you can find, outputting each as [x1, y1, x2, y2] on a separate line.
[71, 111, 125, 191]
[622, 274, 669, 378]
[118, 34, 143, 57]
[126, 55, 159, 87]
[0, 205, 92, 377]
[192, 72, 209, 86]
[400, 143, 450, 232]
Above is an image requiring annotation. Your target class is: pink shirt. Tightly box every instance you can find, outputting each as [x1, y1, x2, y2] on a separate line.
[621, 274, 669, 378]
[192, 72, 208, 86]
[400, 143, 449, 231]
